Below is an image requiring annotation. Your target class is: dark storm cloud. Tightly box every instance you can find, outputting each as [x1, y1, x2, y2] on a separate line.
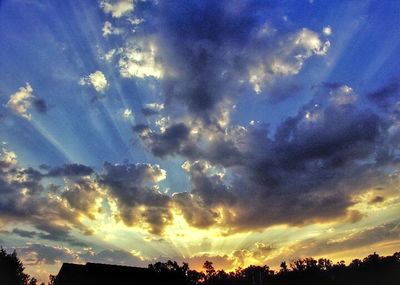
[12, 228, 38, 238]
[172, 192, 218, 228]
[134, 123, 195, 158]
[99, 162, 172, 234]
[34, 221, 88, 247]
[0, 146, 177, 238]
[141, 105, 162, 116]
[16, 244, 77, 265]
[61, 178, 101, 220]
[270, 106, 382, 173]
[184, 161, 236, 207]
[172, 160, 237, 229]
[155, 0, 258, 116]
[32, 98, 48, 114]
[129, 0, 327, 124]
[9, 226, 88, 247]
[369, 195, 385, 204]
[367, 81, 400, 110]
[46, 163, 94, 177]
[235, 105, 389, 229]
[141, 107, 159, 116]
[0, 151, 92, 246]
[133, 122, 244, 165]
[5, 167, 44, 194]
[166, 97, 398, 232]
[132, 123, 150, 133]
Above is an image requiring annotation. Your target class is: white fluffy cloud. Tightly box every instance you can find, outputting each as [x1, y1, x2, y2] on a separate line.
[294, 28, 330, 56]
[249, 28, 330, 94]
[122, 108, 134, 120]
[118, 42, 163, 79]
[100, 0, 134, 18]
[102, 48, 118, 62]
[102, 21, 123, 37]
[0, 148, 17, 167]
[144, 103, 164, 112]
[329, 85, 358, 106]
[79, 71, 108, 92]
[323, 26, 332, 36]
[7, 83, 34, 120]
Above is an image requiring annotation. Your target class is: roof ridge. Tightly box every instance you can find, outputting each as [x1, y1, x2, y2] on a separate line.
[85, 262, 148, 269]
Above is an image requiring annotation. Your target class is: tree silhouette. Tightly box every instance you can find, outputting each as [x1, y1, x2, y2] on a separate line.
[149, 253, 400, 285]
[317, 258, 332, 271]
[187, 269, 205, 285]
[203, 261, 215, 277]
[148, 260, 191, 284]
[0, 247, 30, 285]
[279, 261, 288, 273]
[202, 260, 217, 284]
[48, 274, 56, 285]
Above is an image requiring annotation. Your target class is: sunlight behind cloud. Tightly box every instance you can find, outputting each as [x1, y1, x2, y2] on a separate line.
[79, 71, 109, 93]
[7, 83, 34, 120]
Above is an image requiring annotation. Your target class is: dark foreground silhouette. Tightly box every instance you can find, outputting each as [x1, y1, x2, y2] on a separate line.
[1, 247, 399, 285]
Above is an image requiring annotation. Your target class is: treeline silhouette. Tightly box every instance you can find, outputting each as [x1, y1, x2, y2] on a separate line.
[1, 246, 399, 285]
[0, 247, 43, 285]
[147, 254, 400, 285]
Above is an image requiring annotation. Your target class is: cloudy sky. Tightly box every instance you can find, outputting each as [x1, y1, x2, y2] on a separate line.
[0, 0, 400, 282]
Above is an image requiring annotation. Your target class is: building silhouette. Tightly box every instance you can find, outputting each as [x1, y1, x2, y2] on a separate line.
[54, 262, 165, 285]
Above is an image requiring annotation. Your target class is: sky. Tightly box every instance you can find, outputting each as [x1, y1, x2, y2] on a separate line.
[0, 0, 400, 282]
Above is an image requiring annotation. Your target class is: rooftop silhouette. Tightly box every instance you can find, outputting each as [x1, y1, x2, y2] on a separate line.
[54, 263, 158, 285]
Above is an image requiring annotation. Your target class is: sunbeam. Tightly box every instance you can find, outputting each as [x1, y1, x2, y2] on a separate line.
[0, 0, 399, 283]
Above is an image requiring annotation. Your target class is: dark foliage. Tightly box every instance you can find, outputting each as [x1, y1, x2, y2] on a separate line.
[148, 260, 192, 284]
[148, 252, 400, 285]
[0, 247, 30, 285]
[1, 247, 399, 285]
